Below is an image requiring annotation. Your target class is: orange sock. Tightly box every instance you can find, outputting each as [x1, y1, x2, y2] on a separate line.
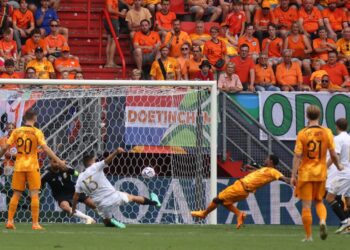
[224, 204, 240, 216]
[31, 195, 40, 224]
[302, 208, 312, 238]
[8, 195, 20, 222]
[204, 202, 218, 216]
[315, 201, 327, 222]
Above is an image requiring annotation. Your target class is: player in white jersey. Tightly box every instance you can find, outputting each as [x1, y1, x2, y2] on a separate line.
[325, 118, 350, 234]
[72, 147, 161, 228]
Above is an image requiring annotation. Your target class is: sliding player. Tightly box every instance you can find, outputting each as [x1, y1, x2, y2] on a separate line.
[191, 155, 289, 229]
[325, 118, 350, 234]
[72, 147, 162, 228]
[0, 109, 66, 230]
[41, 160, 96, 224]
[291, 105, 343, 242]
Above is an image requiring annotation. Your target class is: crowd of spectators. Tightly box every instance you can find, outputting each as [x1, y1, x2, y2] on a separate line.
[108, 0, 350, 93]
[0, 0, 85, 90]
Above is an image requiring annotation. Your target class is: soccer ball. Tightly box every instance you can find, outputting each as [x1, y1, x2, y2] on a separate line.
[141, 167, 155, 179]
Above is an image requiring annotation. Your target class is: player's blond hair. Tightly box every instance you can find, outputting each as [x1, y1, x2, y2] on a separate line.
[306, 105, 321, 121]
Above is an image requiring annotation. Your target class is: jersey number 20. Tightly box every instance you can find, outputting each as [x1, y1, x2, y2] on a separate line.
[17, 137, 33, 154]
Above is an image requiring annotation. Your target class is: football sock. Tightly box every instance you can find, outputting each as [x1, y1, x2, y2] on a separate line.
[329, 200, 347, 221]
[315, 201, 327, 222]
[224, 204, 240, 216]
[203, 202, 218, 217]
[31, 195, 40, 224]
[73, 209, 92, 220]
[8, 195, 20, 222]
[302, 208, 312, 238]
[336, 195, 344, 210]
[142, 197, 157, 206]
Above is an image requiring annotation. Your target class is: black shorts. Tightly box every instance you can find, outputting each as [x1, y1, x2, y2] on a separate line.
[55, 193, 87, 207]
[104, 18, 119, 36]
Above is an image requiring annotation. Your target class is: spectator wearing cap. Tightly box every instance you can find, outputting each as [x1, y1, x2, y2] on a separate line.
[150, 45, 180, 80]
[224, 1, 246, 37]
[336, 27, 350, 65]
[26, 46, 55, 80]
[322, 0, 348, 41]
[313, 27, 336, 64]
[218, 23, 238, 58]
[253, 1, 276, 45]
[133, 19, 161, 71]
[23, 28, 47, 63]
[230, 43, 255, 91]
[298, 0, 323, 40]
[321, 50, 350, 87]
[203, 26, 227, 71]
[183, 45, 204, 80]
[273, 0, 298, 38]
[194, 60, 214, 81]
[125, 0, 152, 40]
[164, 19, 192, 58]
[238, 23, 260, 61]
[262, 23, 282, 66]
[254, 53, 279, 91]
[45, 19, 68, 62]
[12, 0, 35, 52]
[0, 28, 17, 63]
[0, 59, 21, 89]
[54, 45, 81, 80]
[35, 0, 68, 39]
[190, 21, 211, 49]
[188, 0, 222, 22]
[155, 0, 176, 42]
[217, 61, 242, 93]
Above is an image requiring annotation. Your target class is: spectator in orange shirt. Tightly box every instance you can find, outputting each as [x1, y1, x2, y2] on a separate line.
[230, 43, 255, 91]
[284, 22, 313, 75]
[262, 23, 283, 66]
[323, 0, 348, 41]
[203, 26, 228, 71]
[22, 28, 47, 63]
[224, 1, 246, 36]
[0, 59, 21, 89]
[45, 19, 68, 62]
[217, 61, 243, 93]
[26, 46, 55, 80]
[298, 0, 323, 40]
[313, 27, 336, 63]
[164, 19, 192, 58]
[183, 45, 204, 80]
[254, 1, 276, 45]
[336, 27, 350, 64]
[238, 23, 260, 61]
[321, 50, 350, 86]
[54, 46, 81, 79]
[276, 49, 304, 91]
[190, 21, 211, 48]
[177, 42, 191, 80]
[273, 0, 298, 38]
[188, 0, 222, 22]
[155, 0, 176, 42]
[125, 0, 152, 39]
[12, 0, 35, 52]
[254, 53, 279, 91]
[0, 28, 17, 62]
[133, 19, 161, 71]
[150, 45, 181, 80]
[315, 74, 348, 92]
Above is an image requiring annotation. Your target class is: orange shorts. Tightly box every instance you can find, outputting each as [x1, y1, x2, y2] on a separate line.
[295, 181, 326, 201]
[12, 169, 41, 191]
[218, 180, 249, 205]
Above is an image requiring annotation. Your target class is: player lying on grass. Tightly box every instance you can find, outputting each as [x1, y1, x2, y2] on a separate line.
[191, 155, 290, 229]
[41, 160, 97, 224]
[72, 147, 162, 228]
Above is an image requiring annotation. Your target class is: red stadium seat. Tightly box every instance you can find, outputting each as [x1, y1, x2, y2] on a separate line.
[204, 22, 220, 34]
[170, 0, 190, 15]
[180, 22, 196, 34]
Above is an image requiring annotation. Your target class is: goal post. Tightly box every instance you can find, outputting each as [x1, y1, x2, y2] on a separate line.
[0, 79, 217, 225]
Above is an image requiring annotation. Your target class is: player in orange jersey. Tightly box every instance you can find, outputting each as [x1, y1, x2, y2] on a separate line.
[0, 109, 66, 230]
[291, 105, 343, 242]
[191, 155, 289, 229]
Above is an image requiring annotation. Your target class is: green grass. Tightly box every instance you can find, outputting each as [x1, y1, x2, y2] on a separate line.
[1, 224, 349, 250]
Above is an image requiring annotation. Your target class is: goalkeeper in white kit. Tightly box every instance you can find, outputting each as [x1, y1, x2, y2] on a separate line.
[72, 147, 161, 228]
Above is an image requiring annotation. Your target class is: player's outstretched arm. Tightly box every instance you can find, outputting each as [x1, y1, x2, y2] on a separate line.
[41, 144, 66, 170]
[104, 147, 125, 165]
[279, 176, 291, 185]
[71, 192, 80, 216]
[329, 149, 344, 171]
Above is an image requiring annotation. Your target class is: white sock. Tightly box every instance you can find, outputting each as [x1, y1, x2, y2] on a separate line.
[73, 209, 92, 220]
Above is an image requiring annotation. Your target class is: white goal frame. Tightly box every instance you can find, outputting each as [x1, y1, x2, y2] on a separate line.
[0, 78, 218, 224]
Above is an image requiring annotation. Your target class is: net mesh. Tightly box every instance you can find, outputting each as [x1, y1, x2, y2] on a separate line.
[0, 86, 213, 224]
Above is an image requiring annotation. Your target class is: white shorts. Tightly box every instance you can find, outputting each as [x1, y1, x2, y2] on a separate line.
[326, 165, 338, 190]
[328, 169, 350, 197]
[98, 191, 129, 218]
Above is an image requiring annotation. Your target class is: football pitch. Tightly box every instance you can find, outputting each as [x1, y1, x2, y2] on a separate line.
[1, 224, 349, 250]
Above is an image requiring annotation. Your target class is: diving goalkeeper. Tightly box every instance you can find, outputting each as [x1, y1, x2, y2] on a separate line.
[191, 155, 290, 229]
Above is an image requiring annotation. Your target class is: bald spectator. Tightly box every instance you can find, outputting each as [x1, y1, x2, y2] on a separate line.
[336, 27, 350, 64]
[155, 0, 176, 42]
[276, 49, 304, 91]
[164, 19, 191, 58]
[321, 50, 350, 87]
[125, 0, 152, 40]
[190, 21, 211, 48]
[254, 53, 279, 91]
[298, 0, 323, 40]
[217, 62, 243, 93]
[322, 0, 348, 41]
[188, 0, 222, 22]
[273, 0, 298, 38]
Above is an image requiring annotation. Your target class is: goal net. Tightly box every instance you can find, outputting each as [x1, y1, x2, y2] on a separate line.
[0, 80, 217, 224]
